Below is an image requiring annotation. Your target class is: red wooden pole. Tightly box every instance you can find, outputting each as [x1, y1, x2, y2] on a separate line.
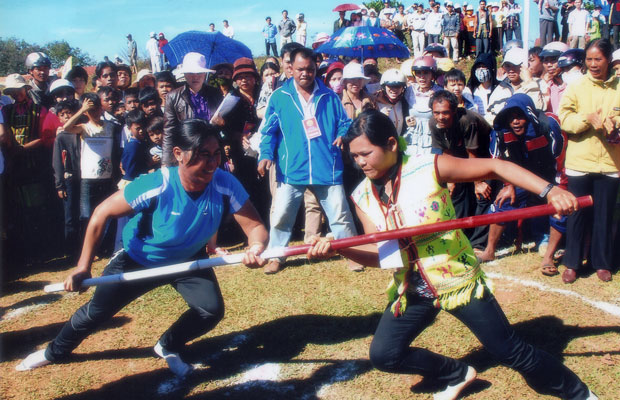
[280, 196, 593, 257]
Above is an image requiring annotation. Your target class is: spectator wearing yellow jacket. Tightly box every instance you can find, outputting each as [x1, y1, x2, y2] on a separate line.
[558, 39, 620, 284]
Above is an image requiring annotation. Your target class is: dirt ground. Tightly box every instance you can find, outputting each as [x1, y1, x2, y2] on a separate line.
[1, 251, 619, 400]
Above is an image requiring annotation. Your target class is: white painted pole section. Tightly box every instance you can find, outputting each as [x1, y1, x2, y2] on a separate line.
[43, 248, 288, 293]
[523, 0, 530, 64]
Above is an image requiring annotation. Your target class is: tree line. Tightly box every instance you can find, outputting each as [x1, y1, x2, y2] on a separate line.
[0, 37, 95, 76]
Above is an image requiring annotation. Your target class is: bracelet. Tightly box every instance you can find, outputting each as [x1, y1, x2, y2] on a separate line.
[538, 183, 554, 199]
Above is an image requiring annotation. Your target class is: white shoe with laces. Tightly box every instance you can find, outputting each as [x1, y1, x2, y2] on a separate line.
[154, 341, 193, 378]
[433, 366, 477, 400]
[16, 349, 51, 371]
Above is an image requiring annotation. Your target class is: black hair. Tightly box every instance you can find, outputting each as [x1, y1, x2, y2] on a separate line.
[171, 119, 222, 165]
[124, 87, 139, 99]
[528, 46, 543, 58]
[155, 71, 176, 86]
[66, 66, 89, 82]
[280, 42, 304, 58]
[282, 9, 288, 13]
[56, 98, 80, 114]
[585, 38, 614, 63]
[266, 16, 271, 20]
[444, 68, 466, 84]
[95, 61, 117, 79]
[223, 19, 228, 23]
[139, 87, 161, 105]
[290, 47, 316, 66]
[116, 64, 131, 76]
[265, 56, 280, 68]
[125, 109, 146, 127]
[97, 86, 121, 100]
[147, 116, 164, 133]
[342, 109, 399, 153]
[364, 64, 381, 78]
[81, 92, 102, 108]
[260, 62, 280, 76]
[209, 22, 215, 26]
[429, 90, 458, 111]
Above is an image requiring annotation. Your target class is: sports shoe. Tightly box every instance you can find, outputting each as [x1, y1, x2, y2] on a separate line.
[433, 366, 477, 400]
[154, 341, 193, 378]
[586, 390, 599, 399]
[16, 349, 51, 371]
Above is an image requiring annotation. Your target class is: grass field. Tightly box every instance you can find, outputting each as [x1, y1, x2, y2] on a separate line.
[1, 247, 619, 400]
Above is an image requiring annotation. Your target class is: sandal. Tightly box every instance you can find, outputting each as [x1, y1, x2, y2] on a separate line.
[541, 263, 559, 276]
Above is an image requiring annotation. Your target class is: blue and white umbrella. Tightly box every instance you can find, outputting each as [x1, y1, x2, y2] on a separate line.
[315, 26, 409, 59]
[162, 31, 253, 68]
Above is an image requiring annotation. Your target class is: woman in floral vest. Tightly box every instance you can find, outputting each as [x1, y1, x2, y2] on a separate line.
[307, 109, 598, 400]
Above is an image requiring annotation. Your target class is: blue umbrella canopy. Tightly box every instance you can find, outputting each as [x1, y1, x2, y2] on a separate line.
[315, 26, 409, 59]
[162, 31, 253, 68]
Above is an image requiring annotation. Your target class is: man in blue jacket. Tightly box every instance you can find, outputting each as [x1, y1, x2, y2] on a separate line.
[258, 47, 357, 273]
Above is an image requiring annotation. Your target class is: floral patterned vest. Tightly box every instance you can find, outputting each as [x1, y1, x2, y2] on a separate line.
[351, 154, 491, 315]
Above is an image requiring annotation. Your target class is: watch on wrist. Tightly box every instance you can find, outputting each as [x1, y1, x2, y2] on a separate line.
[539, 183, 554, 199]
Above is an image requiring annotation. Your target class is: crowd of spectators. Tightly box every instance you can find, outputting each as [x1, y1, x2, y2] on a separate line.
[1, 2, 619, 284]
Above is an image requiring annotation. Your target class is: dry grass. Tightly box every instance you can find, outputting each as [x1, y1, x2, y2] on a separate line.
[1, 247, 619, 400]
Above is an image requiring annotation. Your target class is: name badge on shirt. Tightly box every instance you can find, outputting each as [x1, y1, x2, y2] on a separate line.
[303, 117, 322, 139]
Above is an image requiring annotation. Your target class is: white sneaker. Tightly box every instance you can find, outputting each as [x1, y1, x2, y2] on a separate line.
[586, 390, 599, 400]
[434, 366, 477, 400]
[16, 349, 51, 371]
[154, 341, 193, 378]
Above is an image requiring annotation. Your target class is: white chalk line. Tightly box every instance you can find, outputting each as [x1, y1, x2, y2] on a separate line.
[486, 272, 620, 318]
[315, 361, 364, 398]
[1, 294, 69, 321]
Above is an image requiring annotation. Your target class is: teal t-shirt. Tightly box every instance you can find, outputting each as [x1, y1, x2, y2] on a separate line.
[123, 166, 249, 267]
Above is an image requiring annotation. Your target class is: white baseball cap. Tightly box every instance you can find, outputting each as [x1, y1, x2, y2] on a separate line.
[503, 48, 528, 66]
[179, 52, 216, 74]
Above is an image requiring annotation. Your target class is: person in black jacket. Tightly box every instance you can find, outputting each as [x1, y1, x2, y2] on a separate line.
[163, 52, 222, 166]
[52, 99, 82, 259]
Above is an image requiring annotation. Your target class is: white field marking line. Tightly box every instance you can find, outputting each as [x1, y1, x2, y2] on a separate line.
[157, 377, 184, 395]
[226, 363, 295, 395]
[314, 361, 364, 398]
[238, 363, 281, 383]
[1, 293, 69, 321]
[486, 272, 620, 318]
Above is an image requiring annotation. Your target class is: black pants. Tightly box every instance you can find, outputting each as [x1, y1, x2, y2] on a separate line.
[369, 291, 590, 399]
[45, 250, 224, 360]
[265, 41, 278, 57]
[62, 177, 81, 256]
[564, 174, 620, 271]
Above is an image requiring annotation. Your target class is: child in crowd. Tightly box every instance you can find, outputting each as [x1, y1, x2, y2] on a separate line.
[146, 116, 163, 169]
[62, 93, 119, 256]
[124, 88, 140, 113]
[444, 68, 485, 114]
[52, 99, 82, 259]
[97, 86, 122, 125]
[138, 87, 163, 118]
[119, 110, 150, 187]
[154, 71, 176, 112]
